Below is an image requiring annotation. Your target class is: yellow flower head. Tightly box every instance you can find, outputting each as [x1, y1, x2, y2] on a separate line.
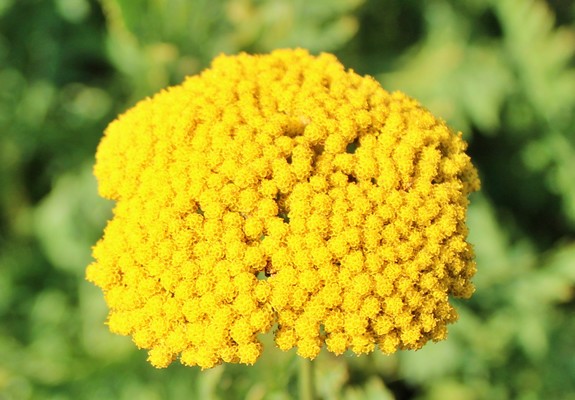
[87, 49, 480, 369]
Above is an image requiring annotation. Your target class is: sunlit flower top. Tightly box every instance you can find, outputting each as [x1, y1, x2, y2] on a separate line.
[87, 48, 480, 369]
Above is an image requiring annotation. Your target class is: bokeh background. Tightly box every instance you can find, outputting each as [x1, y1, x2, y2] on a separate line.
[1, 0, 575, 399]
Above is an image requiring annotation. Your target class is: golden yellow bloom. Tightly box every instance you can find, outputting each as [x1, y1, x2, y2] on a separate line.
[87, 48, 480, 369]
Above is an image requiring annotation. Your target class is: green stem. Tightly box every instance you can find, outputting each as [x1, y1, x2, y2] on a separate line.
[299, 357, 316, 400]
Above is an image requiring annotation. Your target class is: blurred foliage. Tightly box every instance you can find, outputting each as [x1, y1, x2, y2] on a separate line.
[1, 0, 574, 399]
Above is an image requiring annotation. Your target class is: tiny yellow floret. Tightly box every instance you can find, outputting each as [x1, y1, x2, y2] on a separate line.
[87, 48, 480, 369]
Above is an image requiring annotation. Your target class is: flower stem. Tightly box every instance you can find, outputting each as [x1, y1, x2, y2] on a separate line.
[299, 357, 316, 400]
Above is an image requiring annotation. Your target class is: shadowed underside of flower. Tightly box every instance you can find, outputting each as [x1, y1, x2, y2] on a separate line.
[86, 48, 480, 369]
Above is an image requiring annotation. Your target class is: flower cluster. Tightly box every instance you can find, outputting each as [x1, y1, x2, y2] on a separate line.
[87, 48, 480, 369]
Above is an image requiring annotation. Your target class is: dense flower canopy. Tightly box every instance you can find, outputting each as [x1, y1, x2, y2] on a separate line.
[86, 48, 480, 369]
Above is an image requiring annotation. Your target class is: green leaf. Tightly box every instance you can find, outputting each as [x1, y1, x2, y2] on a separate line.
[378, 1, 513, 134]
[33, 165, 112, 275]
[343, 377, 395, 400]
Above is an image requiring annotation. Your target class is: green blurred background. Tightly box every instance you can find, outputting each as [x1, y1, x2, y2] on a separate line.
[1, 0, 575, 399]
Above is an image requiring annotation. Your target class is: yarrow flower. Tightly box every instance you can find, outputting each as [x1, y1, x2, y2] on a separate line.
[87, 48, 480, 369]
